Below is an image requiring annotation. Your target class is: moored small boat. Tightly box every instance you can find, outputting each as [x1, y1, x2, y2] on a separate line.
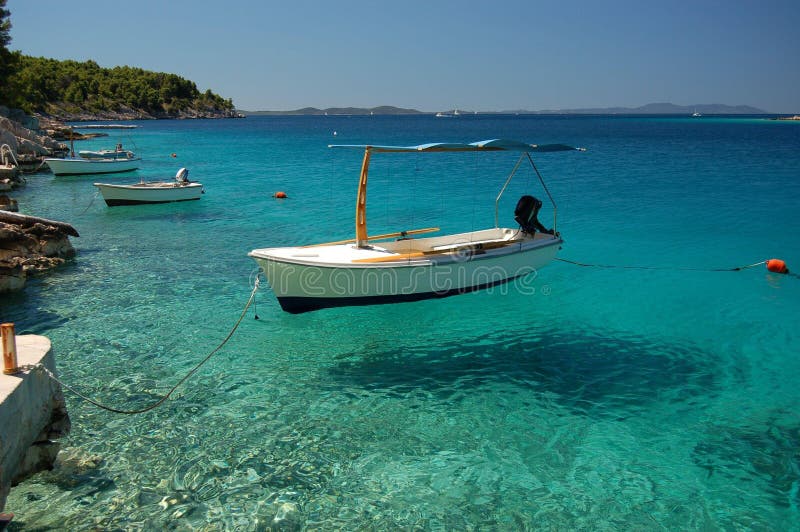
[45, 152, 140, 176]
[45, 136, 140, 175]
[94, 168, 203, 206]
[249, 139, 584, 313]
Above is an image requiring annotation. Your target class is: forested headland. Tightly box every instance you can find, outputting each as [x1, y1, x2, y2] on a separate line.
[3, 56, 237, 120]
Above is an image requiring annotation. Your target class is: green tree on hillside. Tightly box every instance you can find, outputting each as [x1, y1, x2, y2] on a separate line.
[6, 55, 234, 116]
[0, 0, 19, 107]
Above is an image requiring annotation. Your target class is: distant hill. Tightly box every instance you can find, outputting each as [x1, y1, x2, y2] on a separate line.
[244, 105, 423, 116]
[505, 102, 768, 115]
[244, 102, 768, 116]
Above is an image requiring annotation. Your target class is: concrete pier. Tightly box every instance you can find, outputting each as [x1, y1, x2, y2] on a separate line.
[0, 335, 70, 511]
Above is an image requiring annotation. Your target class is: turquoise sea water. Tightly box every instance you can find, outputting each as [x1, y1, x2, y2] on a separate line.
[2, 115, 800, 529]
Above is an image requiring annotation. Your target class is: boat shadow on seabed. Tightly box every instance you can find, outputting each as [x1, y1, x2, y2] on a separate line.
[327, 324, 731, 419]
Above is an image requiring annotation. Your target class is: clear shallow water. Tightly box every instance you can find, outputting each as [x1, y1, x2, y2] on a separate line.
[2, 115, 800, 529]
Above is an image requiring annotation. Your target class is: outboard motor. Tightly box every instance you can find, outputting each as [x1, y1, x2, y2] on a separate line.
[514, 195, 554, 235]
[175, 167, 189, 183]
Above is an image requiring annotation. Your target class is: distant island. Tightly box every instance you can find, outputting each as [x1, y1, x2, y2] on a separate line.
[246, 105, 423, 116]
[242, 102, 769, 116]
[525, 102, 768, 115]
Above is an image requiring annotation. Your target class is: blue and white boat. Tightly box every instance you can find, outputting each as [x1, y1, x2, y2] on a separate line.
[249, 139, 583, 313]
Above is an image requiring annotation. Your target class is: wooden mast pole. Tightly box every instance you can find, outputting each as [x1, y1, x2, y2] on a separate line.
[355, 147, 371, 247]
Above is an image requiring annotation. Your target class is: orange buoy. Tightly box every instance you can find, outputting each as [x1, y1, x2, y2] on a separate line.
[273, 191, 287, 199]
[766, 258, 789, 274]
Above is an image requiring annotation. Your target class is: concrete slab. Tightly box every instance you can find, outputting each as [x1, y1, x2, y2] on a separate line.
[0, 334, 70, 511]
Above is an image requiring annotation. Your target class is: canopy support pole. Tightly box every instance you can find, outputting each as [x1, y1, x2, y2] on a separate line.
[355, 148, 372, 247]
[526, 152, 558, 234]
[494, 154, 526, 228]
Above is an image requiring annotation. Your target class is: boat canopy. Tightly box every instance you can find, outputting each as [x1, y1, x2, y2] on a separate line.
[329, 139, 585, 153]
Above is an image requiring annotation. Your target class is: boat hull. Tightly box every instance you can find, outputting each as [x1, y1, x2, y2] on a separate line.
[250, 230, 561, 313]
[94, 182, 203, 206]
[45, 157, 141, 176]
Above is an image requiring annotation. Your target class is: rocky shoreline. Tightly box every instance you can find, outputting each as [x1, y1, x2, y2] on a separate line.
[41, 102, 243, 122]
[0, 212, 78, 292]
[0, 108, 68, 158]
[0, 107, 76, 292]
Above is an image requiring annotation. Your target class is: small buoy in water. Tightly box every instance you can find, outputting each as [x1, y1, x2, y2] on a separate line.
[171, 153, 177, 158]
[766, 258, 789, 274]
[273, 191, 287, 199]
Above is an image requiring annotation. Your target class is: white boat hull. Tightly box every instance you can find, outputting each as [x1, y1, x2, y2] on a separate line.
[94, 182, 203, 206]
[45, 156, 140, 176]
[250, 228, 561, 313]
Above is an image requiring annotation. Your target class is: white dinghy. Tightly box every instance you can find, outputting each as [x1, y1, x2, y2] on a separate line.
[249, 139, 583, 313]
[94, 168, 203, 206]
[45, 145, 140, 176]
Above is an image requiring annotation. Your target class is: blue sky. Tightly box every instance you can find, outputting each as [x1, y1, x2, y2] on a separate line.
[7, 0, 800, 112]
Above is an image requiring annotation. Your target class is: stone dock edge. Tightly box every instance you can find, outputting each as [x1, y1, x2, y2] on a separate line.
[0, 335, 71, 512]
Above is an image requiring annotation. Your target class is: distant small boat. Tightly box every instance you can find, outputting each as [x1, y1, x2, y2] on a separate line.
[435, 110, 459, 118]
[692, 110, 702, 117]
[94, 168, 203, 206]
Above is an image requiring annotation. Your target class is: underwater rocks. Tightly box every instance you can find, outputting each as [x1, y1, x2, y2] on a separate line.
[0, 212, 78, 292]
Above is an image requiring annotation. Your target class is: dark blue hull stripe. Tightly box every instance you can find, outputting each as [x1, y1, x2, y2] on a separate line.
[104, 198, 201, 206]
[277, 272, 526, 314]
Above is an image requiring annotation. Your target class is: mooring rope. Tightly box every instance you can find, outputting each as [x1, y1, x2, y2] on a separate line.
[555, 257, 768, 272]
[79, 190, 100, 214]
[24, 279, 260, 415]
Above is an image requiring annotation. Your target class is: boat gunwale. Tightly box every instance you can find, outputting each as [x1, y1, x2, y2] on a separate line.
[249, 234, 562, 269]
[93, 182, 203, 190]
[44, 156, 142, 164]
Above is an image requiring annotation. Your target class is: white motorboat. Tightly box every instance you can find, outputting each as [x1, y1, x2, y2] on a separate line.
[45, 151, 140, 176]
[94, 168, 203, 206]
[249, 139, 584, 313]
[45, 129, 141, 176]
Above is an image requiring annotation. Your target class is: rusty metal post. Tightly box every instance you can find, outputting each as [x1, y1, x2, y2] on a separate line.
[2, 322, 19, 374]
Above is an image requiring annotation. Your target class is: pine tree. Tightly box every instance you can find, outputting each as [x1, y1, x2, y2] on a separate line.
[0, 0, 18, 106]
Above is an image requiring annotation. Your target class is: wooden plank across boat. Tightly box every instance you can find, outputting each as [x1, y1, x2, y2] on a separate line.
[249, 139, 584, 313]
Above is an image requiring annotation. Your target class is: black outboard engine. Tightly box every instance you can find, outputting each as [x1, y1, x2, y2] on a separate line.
[514, 195, 554, 235]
